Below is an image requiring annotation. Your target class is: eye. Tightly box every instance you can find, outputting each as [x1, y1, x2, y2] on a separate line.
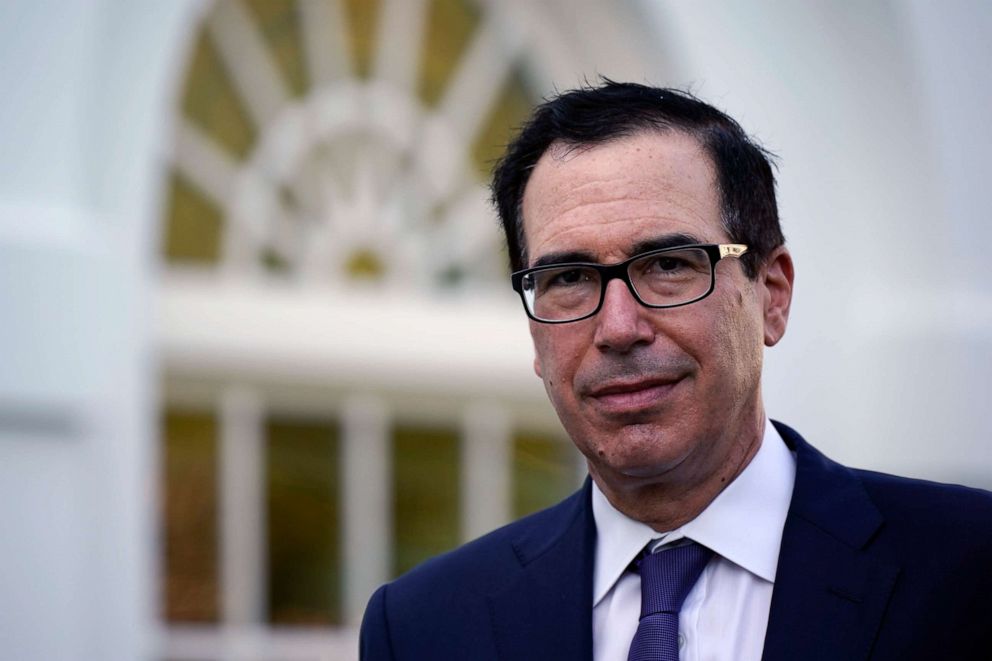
[533, 266, 598, 297]
[549, 268, 589, 286]
[644, 256, 689, 274]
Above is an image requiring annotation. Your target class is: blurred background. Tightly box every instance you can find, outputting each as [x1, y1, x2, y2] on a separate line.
[1, 1, 990, 659]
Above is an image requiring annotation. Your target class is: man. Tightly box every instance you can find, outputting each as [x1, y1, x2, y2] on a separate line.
[360, 81, 992, 660]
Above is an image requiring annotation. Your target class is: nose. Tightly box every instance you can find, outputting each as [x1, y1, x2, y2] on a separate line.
[593, 278, 655, 353]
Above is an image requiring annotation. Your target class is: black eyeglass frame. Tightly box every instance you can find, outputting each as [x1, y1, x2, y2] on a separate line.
[510, 243, 749, 324]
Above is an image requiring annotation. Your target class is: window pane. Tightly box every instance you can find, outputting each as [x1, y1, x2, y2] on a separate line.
[342, 0, 380, 79]
[181, 31, 255, 160]
[392, 426, 460, 576]
[244, 0, 308, 97]
[162, 409, 219, 623]
[267, 418, 341, 625]
[472, 69, 535, 179]
[513, 432, 580, 519]
[163, 172, 223, 265]
[419, 0, 481, 107]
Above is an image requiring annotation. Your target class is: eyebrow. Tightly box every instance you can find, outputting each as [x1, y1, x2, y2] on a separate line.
[530, 232, 705, 268]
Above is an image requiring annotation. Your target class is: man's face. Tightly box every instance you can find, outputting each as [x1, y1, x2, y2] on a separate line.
[521, 130, 787, 493]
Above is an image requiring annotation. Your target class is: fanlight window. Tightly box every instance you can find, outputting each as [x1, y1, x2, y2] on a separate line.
[164, 0, 535, 289]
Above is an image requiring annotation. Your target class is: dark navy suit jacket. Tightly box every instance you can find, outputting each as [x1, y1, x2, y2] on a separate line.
[360, 422, 992, 660]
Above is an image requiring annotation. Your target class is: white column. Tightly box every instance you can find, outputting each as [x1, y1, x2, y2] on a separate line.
[461, 402, 512, 542]
[219, 387, 266, 626]
[342, 395, 391, 626]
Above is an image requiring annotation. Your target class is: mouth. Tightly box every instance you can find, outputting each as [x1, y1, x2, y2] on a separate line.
[586, 376, 684, 415]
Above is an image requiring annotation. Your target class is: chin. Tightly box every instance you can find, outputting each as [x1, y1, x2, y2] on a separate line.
[588, 434, 690, 482]
[613, 456, 685, 480]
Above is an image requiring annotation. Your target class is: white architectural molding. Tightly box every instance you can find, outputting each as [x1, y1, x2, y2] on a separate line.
[372, 0, 429, 94]
[437, 14, 523, 146]
[341, 394, 391, 626]
[219, 387, 266, 625]
[158, 275, 544, 404]
[174, 119, 239, 207]
[206, 0, 289, 129]
[461, 401, 512, 542]
[160, 624, 358, 661]
[298, 0, 351, 86]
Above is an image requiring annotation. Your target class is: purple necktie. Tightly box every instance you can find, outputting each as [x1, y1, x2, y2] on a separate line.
[627, 541, 713, 661]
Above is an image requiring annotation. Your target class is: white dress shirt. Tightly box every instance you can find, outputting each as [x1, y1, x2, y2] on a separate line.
[592, 418, 796, 661]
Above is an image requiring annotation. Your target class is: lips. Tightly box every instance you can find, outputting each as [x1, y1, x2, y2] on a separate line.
[586, 377, 684, 414]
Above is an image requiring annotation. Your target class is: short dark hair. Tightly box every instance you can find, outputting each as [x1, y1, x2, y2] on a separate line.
[491, 80, 783, 279]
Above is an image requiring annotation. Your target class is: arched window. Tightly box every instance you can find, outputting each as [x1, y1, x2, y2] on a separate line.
[164, 0, 535, 289]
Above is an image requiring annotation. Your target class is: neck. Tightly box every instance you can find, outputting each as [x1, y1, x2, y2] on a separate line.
[590, 412, 765, 532]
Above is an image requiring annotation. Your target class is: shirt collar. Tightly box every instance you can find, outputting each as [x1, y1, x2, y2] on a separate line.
[591, 418, 797, 606]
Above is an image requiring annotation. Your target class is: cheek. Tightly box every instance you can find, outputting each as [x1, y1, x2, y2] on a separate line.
[532, 328, 585, 391]
[713, 296, 765, 386]
[679, 288, 759, 381]
[531, 329, 562, 388]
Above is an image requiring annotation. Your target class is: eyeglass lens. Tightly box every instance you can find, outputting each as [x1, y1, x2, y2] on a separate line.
[521, 247, 713, 321]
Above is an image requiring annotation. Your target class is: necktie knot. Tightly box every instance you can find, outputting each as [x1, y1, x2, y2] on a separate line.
[637, 541, 713, 618]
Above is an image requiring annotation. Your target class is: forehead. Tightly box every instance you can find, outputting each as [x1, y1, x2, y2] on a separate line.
[521, 130, 725, 265]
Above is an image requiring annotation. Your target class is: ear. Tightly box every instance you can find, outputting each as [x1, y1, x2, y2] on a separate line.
[760, 246, 794, 347]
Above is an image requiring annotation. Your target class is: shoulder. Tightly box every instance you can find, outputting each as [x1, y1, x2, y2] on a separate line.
[854, 470, 992, 652]
[778, 419, 992, 553]
[771, 422, 992, 655]
[855, 467, 992, 547]
[359, 484, 590, 658]
[383, 484, 589, 602]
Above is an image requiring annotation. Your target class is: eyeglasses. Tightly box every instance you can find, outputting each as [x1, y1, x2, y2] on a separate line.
[511, 244, 748, 323]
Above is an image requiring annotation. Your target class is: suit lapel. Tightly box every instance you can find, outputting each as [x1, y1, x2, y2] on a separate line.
[489, 480, 596, 661]
[762, 422, 900, 661]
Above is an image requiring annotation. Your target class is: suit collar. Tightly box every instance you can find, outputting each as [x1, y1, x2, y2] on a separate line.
[763, 421, 900, 661]
[776, 420, 883, 548]
[489, 479, 596, 661]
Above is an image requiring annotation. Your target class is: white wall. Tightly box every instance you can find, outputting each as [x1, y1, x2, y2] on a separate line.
[0, 2, 197, 659]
